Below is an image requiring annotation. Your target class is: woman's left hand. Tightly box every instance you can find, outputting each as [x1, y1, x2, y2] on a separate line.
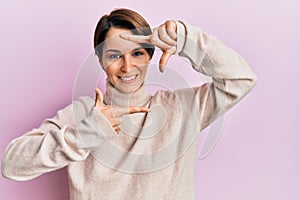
[120, 20, 177, 73]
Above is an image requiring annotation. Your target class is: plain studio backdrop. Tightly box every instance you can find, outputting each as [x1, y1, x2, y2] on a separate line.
[0, 0, 299, 199]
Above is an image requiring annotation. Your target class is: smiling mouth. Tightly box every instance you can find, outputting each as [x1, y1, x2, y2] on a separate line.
[118, 74, 138, 82]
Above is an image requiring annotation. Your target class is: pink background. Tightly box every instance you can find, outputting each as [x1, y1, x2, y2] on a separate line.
[1, 0, 299, 199]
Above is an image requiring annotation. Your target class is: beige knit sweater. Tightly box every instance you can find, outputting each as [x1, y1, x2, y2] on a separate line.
[1, 21, 257, 199]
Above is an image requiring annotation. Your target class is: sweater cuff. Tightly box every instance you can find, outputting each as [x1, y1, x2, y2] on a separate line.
[175, 20, 186, 54]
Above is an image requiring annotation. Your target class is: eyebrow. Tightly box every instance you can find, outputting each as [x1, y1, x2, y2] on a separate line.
[105, 49, 121, 53]
[104, 47, 144, 53]
[132, 47, 144, 51]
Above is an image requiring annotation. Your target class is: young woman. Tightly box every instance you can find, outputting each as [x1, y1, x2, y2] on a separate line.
[2, 8, 257, 200]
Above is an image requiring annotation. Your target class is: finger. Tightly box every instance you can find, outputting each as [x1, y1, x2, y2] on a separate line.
[94, 88, 104, 108]
[111, 117, 123, 126]
[159, 50, 174, 73]
[119, 34, 151, 44]
[157, 25, 177, 46]
[128, 106, 151, 114]
[151, 29, 173, 50]
[113, 106, 150, 116]
[114, 126, 121, 134]
[165, 20, 177, 40]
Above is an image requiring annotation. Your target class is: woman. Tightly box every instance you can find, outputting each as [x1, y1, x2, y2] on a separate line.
[2, 8, 257, 200]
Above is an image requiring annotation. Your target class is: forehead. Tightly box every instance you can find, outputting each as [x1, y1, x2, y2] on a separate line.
[103, 27, 142, 53]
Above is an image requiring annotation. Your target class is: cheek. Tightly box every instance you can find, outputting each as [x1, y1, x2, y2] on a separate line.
[139, 65, 148, 76]
[105, 61, 121, 76]
[105, 67, 116, 82]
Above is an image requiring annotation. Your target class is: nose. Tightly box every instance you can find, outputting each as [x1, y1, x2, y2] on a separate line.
[121, 55, 134, 73]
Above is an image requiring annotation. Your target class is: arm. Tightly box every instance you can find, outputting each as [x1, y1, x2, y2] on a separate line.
[1, 96, 112, 181]
[119, 20, 257, 131]
[174, 21, 257, 130]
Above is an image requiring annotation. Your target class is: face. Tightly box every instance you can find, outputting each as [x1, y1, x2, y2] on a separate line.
[101, 27, 150, 94]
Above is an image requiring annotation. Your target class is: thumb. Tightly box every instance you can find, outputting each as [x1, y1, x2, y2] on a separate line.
[94, 88, 104, 108]
[159, 50, 173, 73]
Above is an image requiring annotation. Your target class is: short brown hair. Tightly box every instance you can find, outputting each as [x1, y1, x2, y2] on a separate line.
[94, 8, 155, 59]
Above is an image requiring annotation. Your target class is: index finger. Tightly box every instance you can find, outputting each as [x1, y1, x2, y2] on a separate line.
[115, 106, 150, 116]
[119, 33, 151, 44]
[128, 106, 151, 114]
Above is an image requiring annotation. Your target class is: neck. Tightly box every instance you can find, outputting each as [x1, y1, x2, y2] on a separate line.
[103, 81, 152, 107]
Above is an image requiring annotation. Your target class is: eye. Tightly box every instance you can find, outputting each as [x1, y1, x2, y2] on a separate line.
[107, 54, 122, 60]
[132, 51, 144, 57]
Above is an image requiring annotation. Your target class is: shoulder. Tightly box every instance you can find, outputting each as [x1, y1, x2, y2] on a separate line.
[151, 89, 190, 112]
[152, 86, 204, 103]
[151, 84, 210, 114]
[153, 89, 177, 102]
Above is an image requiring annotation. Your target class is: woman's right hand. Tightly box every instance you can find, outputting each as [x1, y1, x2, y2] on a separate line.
[93, 88, 150, 134]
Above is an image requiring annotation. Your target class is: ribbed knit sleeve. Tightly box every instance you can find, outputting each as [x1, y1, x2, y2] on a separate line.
[1, 96, 115, 181]
[174, 21, 257, 131]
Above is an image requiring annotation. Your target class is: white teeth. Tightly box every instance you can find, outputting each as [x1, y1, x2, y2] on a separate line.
[120, 75, 137, 81]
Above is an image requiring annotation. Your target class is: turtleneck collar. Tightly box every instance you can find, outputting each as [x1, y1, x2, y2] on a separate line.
[103, 81, 152, 107]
